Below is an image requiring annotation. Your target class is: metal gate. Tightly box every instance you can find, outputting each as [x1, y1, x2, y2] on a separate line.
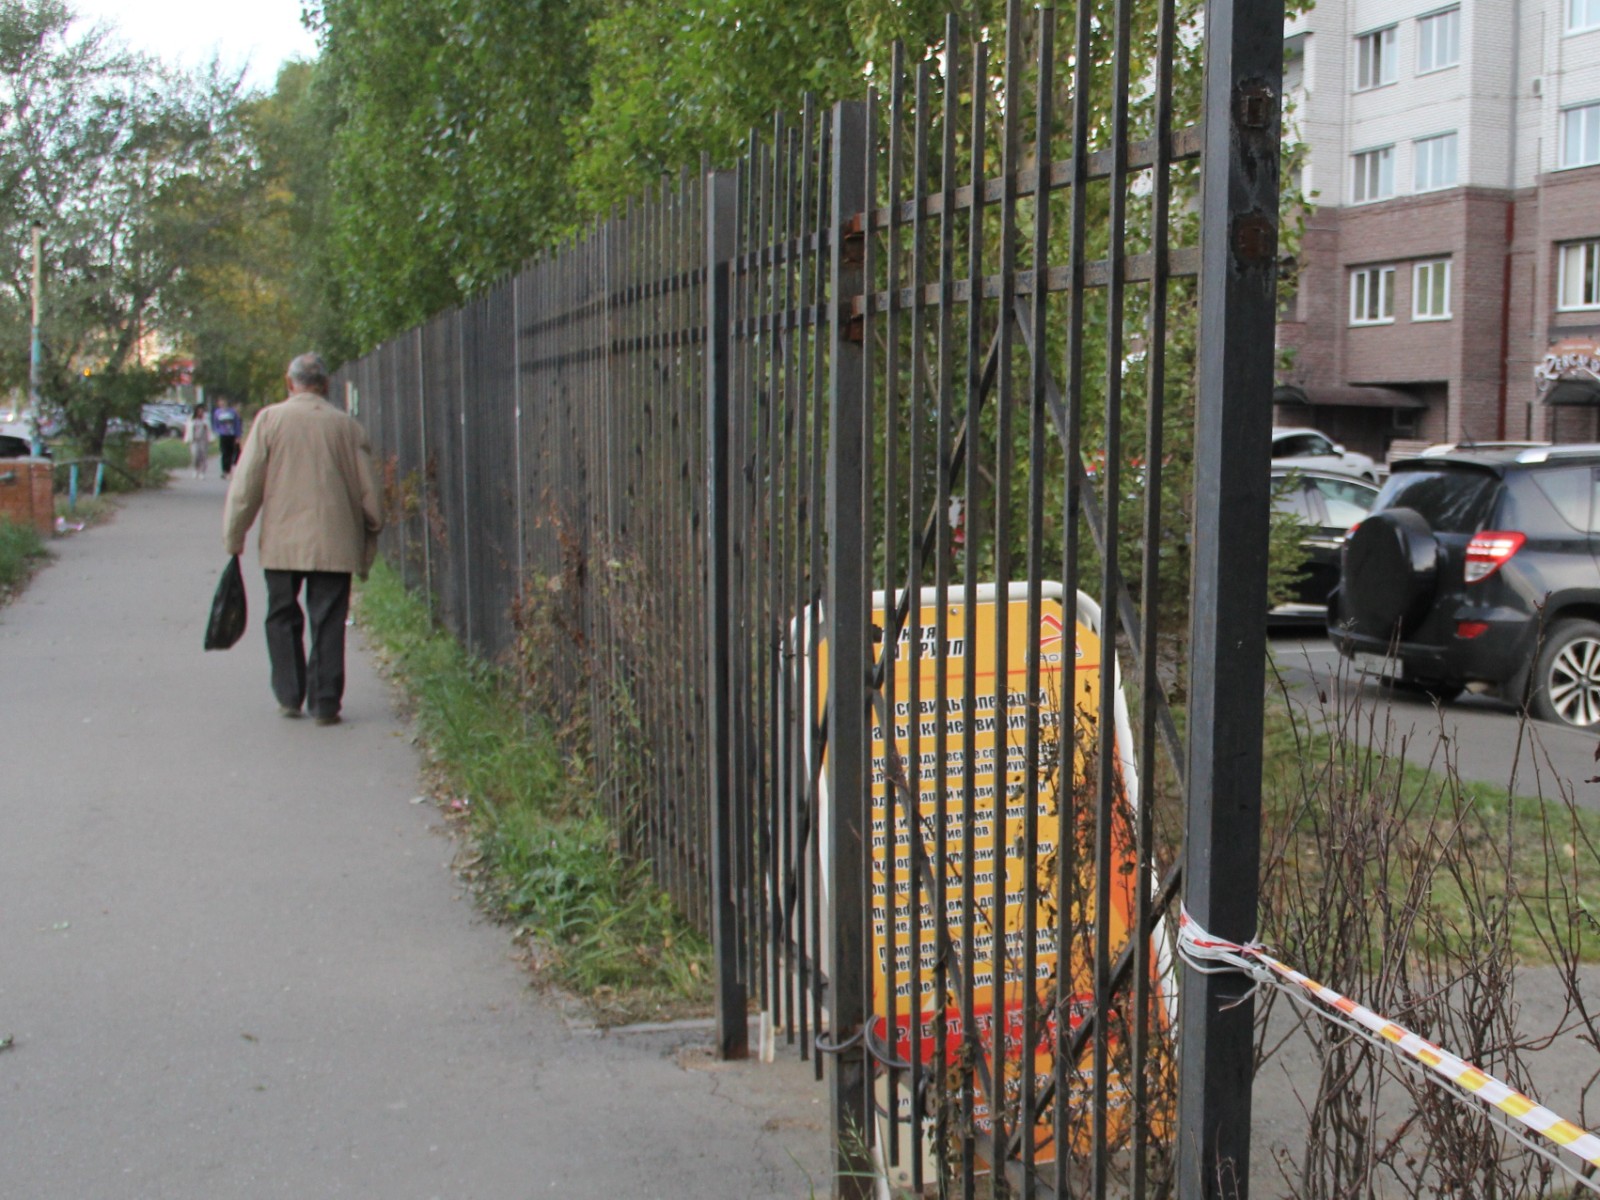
[336, 0, 1282, 1193]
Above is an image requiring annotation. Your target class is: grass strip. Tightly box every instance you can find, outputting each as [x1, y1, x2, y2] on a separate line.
[1261, 687, 1600, 964]
[0, 515, 46, 587]
[357, 559, 711, 1021]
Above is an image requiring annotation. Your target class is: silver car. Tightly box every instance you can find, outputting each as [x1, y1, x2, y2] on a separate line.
[1271, 425, 1378, 482]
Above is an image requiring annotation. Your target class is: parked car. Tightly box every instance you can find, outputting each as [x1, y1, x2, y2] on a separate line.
[0, 421, 46, 458]
[141, 403, 190, 438]
[1272, 426, 1379, 482]
[1271, 469, 1379, 624]
[1417, 439, 1549, 458]
[1329, 444, 1600, 727]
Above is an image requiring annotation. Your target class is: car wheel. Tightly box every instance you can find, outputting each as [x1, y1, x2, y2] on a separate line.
[1530, 620, 1600, 728]
[1341, 507, 1440, 639]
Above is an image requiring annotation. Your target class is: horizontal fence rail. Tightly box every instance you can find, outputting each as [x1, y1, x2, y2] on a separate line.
[335, 0, 1282, 1194]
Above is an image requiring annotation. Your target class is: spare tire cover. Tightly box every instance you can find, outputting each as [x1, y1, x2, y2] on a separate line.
[1341, 507, 1440, 639]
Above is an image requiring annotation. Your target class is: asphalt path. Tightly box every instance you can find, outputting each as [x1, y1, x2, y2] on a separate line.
[0, 474, 828, 1199]
[1268, 629, 1600, 806]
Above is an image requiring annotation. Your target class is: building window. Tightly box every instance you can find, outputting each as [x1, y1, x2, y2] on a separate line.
[1413, 259, 1452, 320]
[1561, 104, 1600, 168]
[1356, 26, 1398, 90]
[1570, 0, 1600, 33]
[1414, 133, 1459, 191]
[1559, 241, 1600, 310]
[1352, 146, 1395, 203]
[1350, 266, 1396, 324]
[1417, 8, 1460, 72]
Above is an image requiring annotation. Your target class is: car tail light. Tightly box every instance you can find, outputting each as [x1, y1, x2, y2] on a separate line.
[1456, 620, 1490, 639]
[1464, 531, 1526, 583]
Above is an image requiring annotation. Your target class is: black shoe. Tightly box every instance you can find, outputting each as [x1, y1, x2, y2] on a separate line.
[279, 705, 302, 719]
[313, 713, 341, 727]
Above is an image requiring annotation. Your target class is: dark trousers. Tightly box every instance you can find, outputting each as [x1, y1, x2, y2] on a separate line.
[264, 570, 351, 718]
[219, 435, 239, 475]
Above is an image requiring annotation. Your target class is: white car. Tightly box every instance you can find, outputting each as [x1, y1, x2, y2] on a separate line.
[1271, 426, 1378, 482]
[0, 420, 43, 458]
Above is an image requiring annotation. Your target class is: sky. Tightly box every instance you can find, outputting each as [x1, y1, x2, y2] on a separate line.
[68, 0, 319, 93]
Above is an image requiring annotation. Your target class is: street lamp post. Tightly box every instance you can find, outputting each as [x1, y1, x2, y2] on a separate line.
[28, 221, 43, 456]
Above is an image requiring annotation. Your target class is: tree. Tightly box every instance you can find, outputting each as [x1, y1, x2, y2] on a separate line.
[0, 0, 249, 454]
[307, 0, 596, 350]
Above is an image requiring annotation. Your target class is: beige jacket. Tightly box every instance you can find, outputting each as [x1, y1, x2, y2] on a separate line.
[222, 392, 383, 576]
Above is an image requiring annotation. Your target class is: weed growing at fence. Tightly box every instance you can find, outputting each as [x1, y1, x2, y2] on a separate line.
[0, 516, 46, 588]
[1255, 671, 1600, 1198]
[357, 559, 711, 1020]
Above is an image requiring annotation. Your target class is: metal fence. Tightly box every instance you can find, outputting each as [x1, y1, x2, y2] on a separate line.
[334, 0, 1283, 1194]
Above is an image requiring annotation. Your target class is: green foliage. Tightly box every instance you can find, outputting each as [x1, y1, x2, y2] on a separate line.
[0, 0, 250, 454]
[0, 514, 45, 585]
[306, 0, 596, 350]
[357, 558, 710, 1013]
[171, 62, 335, 407]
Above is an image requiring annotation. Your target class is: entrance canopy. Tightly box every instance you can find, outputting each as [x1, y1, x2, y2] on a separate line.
[1274, 383, 1427, 410]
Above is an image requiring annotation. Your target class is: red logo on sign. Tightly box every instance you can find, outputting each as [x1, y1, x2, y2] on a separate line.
[1040, 614, 1064, 647]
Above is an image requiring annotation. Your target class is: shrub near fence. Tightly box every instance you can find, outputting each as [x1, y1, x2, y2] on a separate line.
[335, 0, 1286, 1194]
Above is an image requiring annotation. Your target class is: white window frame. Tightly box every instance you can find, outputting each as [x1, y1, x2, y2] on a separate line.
[1355, 26, 1399, 91]
[1561, 103, 1600, 169]
[1569, 0, 1600, 34]
[1558, 241, 1600, 311]
[1417, 7, 1461, 73]
[1414, 132, 1459, 192]
[1350, 266, 1397, 325]
[1413, 259, 1453, 320]
[1351, 146, 1395, 203]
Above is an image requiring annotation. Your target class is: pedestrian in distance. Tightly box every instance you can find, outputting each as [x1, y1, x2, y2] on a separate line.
[222, 353, 383, 726]
[183, 403, 211, 480]
[212, 395, 242, 479]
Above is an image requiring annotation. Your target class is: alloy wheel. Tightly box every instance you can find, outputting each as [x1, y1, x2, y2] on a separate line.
[1546, 635, 1600, 727]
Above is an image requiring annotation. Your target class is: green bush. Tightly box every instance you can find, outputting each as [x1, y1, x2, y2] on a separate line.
[357, 559, 710, 1016]
[0, 516, 46, 586]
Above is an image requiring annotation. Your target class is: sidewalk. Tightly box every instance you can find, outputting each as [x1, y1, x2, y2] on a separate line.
[0, 474, 828, 1199]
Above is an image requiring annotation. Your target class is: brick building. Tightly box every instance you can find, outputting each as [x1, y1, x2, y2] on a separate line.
[1277, 0, 1600, 459]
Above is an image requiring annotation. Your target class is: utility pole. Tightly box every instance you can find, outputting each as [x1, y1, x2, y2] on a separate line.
[28, 221, 43, 456]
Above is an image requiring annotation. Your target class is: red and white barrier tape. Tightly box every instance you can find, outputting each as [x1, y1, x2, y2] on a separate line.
[1178, 906, 1600, 1187]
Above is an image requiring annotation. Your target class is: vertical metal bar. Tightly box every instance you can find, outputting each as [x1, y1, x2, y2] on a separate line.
[826, 96, 873, 1200]
[1054, 0, 1093, 1183]
[793, 95, 819, 1063]
[1178, 0, 1284, 1194]
[932, 16, 959, 1178]
[881, 39, 907, 1178]
[706, 169, 750, 1062]
[1093, 0, 1135, 1189]
[904, 55, 932, 1197]
[1020, 8, 1054, 1186]
[1134, 0, 1177, 1192]
[989, 13, 1023, 1184]
[958, 39, 987, 1200]
[808, 106, 834, 1080]
[858, 77, 886, 1179]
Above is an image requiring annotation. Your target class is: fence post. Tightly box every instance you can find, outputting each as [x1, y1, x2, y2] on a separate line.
[825, 97, 873, 1200]
[1179, 0, 1284, 1195]
[705, 168, 749, 1062]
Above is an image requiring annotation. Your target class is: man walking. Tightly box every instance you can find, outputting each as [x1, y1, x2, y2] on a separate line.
[212, 395, 242, 479]
[222, 354, 382, 725]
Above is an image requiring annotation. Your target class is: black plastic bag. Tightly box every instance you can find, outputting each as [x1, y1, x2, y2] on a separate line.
[204, 556, 247, 650]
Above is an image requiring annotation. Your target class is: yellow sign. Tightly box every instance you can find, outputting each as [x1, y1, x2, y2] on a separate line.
[813, 584, 1161, 1178]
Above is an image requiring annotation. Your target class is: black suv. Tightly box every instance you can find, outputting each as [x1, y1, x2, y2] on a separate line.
[1329, 445, 1600, 728]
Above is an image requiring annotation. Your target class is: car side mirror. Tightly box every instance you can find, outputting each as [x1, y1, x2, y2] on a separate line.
[1331, 443, 1345, 454]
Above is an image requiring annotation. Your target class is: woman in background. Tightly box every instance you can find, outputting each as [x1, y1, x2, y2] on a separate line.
[183, 404, 212, 480]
